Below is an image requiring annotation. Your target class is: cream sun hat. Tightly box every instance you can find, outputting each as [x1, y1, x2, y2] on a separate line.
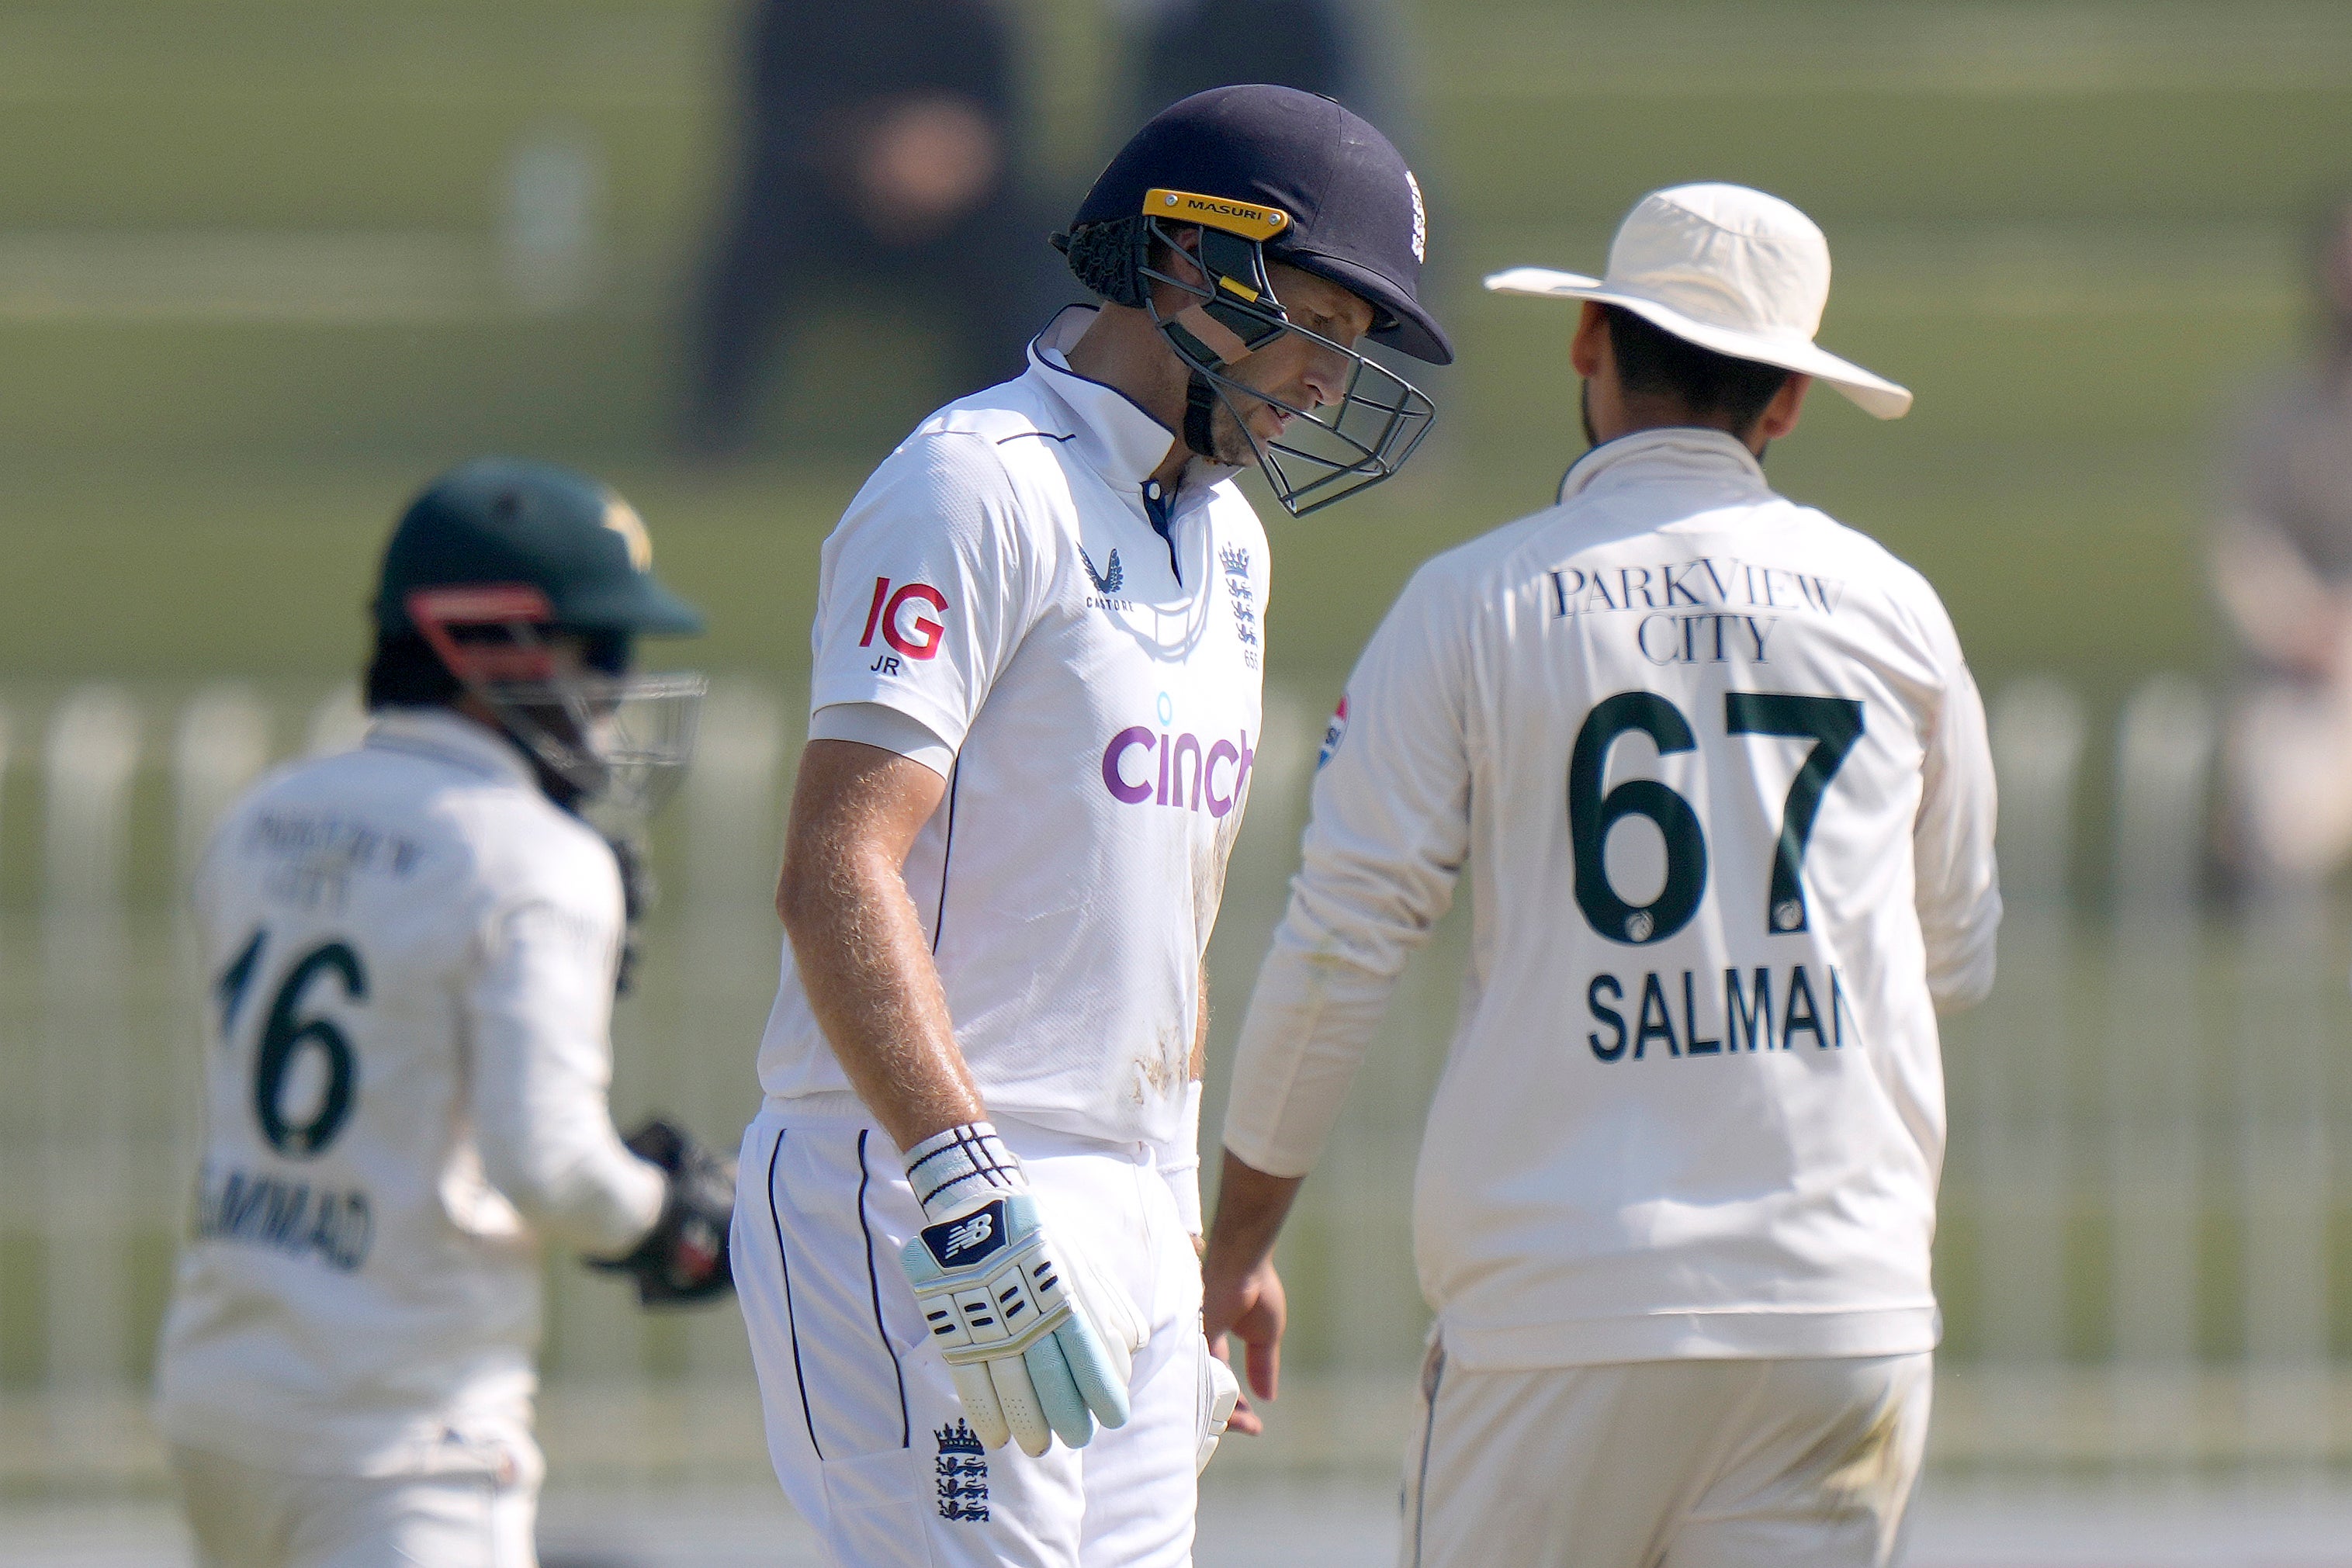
[1484, 182, 1911, 420]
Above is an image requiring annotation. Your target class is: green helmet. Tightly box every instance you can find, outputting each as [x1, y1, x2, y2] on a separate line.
[372, 458, 707, 822]
[373, 457, 704, 641]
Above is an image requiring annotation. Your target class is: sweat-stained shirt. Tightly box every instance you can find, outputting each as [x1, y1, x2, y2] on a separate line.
[756, 305, 1271, 1147]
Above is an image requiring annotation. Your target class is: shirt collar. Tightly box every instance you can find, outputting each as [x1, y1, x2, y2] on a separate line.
[1557, 426, 1771, 507]
[365, 706, 537, 788]
[1026, 305, 1239, 495]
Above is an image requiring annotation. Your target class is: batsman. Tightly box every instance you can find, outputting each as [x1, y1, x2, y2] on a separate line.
[735, 84, 1451, 1567]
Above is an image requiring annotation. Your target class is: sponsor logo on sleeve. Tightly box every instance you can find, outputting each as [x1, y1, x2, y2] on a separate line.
[1318, 695, 1349, 768]
[858, 576, 949, 673]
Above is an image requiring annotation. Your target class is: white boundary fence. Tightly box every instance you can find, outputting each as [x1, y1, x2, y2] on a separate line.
[2, 673, 2351, 1496]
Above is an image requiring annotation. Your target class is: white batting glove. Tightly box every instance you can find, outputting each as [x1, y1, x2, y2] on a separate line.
[898, 1123, 1145, 1457]
[1195, 1334, 1241, 1473]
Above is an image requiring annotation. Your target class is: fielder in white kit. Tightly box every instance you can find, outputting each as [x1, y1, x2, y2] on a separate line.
[154, 459, 737, 1568]
[735, 85, 1452, 1567]
[1201, 185, 2003, 1566]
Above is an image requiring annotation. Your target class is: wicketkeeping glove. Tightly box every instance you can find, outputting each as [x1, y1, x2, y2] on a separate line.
[897, 1123, 1146, 1457]
[587, 1118, 736, 1307]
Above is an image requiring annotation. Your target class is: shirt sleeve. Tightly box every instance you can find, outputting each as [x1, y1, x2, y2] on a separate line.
[467, 846, 667, 1257]
[1910, 604, 2002, 1013]
[809, 431, 1042, 757]
[808, 701, 958, 779]
[1221, 565, 1475, 1179]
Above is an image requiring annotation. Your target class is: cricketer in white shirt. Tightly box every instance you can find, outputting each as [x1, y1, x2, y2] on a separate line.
[1221, 427, 2000, 1560]
[154, 710, 667, 1544]
[733, 304, 1266, 1566]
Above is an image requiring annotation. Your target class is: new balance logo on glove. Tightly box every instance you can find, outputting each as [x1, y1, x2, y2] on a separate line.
[898, 1124, 1145, 1457]
[943, 1212, 996, 1260]
[925, 1199, 1010, 1267]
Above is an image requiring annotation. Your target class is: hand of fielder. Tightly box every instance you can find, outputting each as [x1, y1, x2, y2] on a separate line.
[1202, 1251, 1284, 1438]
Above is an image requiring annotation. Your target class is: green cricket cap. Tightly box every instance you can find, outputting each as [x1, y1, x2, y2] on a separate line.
[372, 458, 705, 639]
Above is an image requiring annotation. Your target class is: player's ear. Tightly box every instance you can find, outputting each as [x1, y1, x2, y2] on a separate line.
[1752, 373, 1813, 446]
[1153, 226, 1206, 290]
[1568, 300, 1609, 379]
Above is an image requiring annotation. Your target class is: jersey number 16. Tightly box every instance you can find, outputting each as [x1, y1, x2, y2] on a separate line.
[1571, 691, 1864, 947]
[216, 929, 369, 1158]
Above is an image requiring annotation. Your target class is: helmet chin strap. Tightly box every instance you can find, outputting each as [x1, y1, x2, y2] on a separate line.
[1182, 370, 1221, 460]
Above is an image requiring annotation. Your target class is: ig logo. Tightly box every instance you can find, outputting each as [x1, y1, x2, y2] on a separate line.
[859, 576, 949, 673]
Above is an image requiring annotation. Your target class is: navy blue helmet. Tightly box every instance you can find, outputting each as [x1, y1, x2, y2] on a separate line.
[1058, 85, 1449, 515]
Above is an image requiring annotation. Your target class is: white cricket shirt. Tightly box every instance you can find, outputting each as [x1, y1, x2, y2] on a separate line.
[1224, 428, 2000, 1369]
[154, 708, 666, 1475]
[757, 306, 1270, 1147]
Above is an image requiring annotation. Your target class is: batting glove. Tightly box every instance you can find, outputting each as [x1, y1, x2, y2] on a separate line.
[898, 1123, 1145, 1457]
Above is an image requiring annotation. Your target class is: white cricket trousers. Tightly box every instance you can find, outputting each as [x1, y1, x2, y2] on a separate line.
[1399, 1342, 1933, 1568]
[734, 1105, 1207, 1568]
[171, 1442, 539, 1568]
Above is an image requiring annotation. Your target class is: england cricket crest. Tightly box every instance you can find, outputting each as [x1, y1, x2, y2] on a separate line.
[936, 1420, 990, 1521]
[1221, 544, 1258, 670]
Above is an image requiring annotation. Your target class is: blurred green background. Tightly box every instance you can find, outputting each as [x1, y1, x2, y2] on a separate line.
[2, 0, 2336, 699]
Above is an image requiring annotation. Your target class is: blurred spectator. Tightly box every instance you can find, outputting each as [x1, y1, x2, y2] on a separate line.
[2212, 196, 2352, 894]
[1128, 0, 1363, 124]
[683, 0, 1067, 456]
[1115, 0, 1413, 142]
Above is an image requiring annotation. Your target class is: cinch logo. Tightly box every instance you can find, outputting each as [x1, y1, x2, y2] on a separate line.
[859, 576, 948, 661]
[1102, 726, 1253, 819]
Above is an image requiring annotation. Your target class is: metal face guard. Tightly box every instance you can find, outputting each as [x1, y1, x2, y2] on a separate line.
[490, 671, 707, 829]
[1136, 216, 1436, 516]
[404, 584, 706, 823]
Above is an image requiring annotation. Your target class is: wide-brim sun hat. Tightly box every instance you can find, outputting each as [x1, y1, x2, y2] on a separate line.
[1483, 182, 1911, 420]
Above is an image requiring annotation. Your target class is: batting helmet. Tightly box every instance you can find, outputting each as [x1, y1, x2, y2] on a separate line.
[370, 458, 707, 819]
[1056, 85, 1450, 515]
